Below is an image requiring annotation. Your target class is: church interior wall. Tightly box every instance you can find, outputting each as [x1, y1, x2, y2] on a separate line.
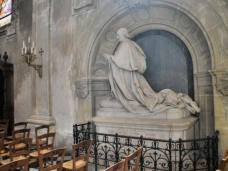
[0, 0, 228, 157]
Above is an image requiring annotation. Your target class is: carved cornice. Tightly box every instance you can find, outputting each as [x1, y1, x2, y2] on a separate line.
[210, 69, 228, 96]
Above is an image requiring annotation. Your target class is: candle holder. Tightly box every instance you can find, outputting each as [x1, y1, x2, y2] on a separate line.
[21, 37, 42, 78]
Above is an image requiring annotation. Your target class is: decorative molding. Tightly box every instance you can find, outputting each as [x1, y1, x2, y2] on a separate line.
[75, 77, 110, 98]
[72, 0, 97, 15]
[27, 114, 56, 125]
[210, 70, 228, 96]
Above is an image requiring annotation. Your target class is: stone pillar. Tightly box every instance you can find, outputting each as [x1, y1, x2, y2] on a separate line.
[210, 69, 228, 158]
[27, 0, 55, 126]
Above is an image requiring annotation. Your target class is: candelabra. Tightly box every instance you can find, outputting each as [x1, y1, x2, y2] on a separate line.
[21, 37, 42, 78]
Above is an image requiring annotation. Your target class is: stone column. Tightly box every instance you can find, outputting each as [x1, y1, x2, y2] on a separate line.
[210, 69, 228, 158]
[27, 0, 55, 126]
[210, 70, 228, 118]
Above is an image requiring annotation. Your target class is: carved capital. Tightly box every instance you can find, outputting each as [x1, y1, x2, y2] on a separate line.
[210, 70, 228, 96]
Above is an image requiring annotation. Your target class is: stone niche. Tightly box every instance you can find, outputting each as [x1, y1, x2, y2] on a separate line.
[83, 3, 214, 140]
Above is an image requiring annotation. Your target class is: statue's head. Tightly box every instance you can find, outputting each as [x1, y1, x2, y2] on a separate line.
[117, 28, 130, 41]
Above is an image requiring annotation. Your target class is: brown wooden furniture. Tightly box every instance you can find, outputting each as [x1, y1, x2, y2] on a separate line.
[63, 139, 93, 171]
[218, 156, 228, 171]
[12, 128, 30, 139]
[0, 123, 9, 145]
[0, 157, 29, 171]
[4, 128, 30, 149]
[39, 147, 66, 171]
[124, 147, 143, 171]
[14, 122, 28, 129]
[0, 131, 9, 157]
[0, 120, 9, 134]
[1, 138, 32, 165]
[6, 122, 28, 140]
[32, 124, 50, 148]
[101, 160, 125, 171]
[29, 132, 56, 164]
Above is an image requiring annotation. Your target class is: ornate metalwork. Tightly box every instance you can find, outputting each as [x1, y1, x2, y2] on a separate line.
[73, 122, 219, 171]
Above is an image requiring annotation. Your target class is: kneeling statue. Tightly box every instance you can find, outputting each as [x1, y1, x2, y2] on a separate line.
[104, 28, 200, 115]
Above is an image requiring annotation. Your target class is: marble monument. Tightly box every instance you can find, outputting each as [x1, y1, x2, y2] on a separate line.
[94, 28, 200, 139]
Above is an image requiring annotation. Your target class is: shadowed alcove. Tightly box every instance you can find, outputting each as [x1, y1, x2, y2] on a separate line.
[133, 30, 194, 99]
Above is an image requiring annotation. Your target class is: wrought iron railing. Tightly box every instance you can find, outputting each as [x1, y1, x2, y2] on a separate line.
[73, 122, 218, 171]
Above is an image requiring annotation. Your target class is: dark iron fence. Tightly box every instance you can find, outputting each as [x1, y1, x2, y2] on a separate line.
[73, 122, 218, 171]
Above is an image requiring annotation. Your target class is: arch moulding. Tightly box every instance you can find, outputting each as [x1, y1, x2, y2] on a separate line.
[77, 1, 224, 137]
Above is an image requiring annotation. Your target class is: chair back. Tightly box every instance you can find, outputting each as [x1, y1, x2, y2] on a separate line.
[72, 139, 93, 171]
[12, 128, 30, 140]
[0, 123, 8, 136]
[39, 147, 66, 171]
[0, 157, 29, 171]
[103, 160, 125, 171]
[35, 125, 50, 146]
[37, 132, 56, 152]
[35, 125, 50, 138]
[14, 122, 28, 130]
[9, 138, 32, 159]
[219, 156, 228, 171]
[0, 120, 9, 135]
[124, 147, 143, 171]
[0, 131, 6, 150]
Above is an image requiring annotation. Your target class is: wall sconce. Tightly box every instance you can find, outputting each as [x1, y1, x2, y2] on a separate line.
[21, 37, 42, 78]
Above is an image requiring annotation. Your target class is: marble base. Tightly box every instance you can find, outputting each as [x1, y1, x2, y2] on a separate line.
[93, 116, 198, 140]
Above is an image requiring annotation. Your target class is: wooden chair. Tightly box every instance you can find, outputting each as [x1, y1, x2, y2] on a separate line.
[0, 123, 9, 139]
[7, 122, 28, 140]
[63, 139, 93, 171]
[0, 131, 9, 157]
[14, 122, 28, 129]
[218, 156, 228, 171]
[0, 120, 9, 132]
[4, 128, 31, 149]
[29, 132, 56, 164]
[0, 138, 32, 165]
[124, 147, 143, 171]
[0, 157, 29, 171]
[0, 120, 9, 138]
[101, 160, 125, 171]
[39, 147, 66, 171]
[32, 124, 50, 148]
[12, 128, 30, 139]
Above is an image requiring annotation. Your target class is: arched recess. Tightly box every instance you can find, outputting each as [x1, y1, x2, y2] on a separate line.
[80, 3, 219, 137]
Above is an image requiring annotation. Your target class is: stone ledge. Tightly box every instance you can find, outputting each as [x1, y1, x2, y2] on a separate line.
[93, 116, 198, 132]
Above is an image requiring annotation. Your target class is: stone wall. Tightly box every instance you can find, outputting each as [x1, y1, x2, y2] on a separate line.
[0, 0, 228, 157]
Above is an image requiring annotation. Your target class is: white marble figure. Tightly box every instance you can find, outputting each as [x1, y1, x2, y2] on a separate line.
[104, 28, 200, 115]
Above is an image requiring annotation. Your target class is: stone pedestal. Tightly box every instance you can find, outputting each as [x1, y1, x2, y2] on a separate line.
[93, 116, 198, 140]
[94, 99, 199, 140]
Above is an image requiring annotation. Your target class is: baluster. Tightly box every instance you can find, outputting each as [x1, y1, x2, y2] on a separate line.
[140, 136, 143, 171]
[169, 138, 172, 171]
[115, 133, 119, 163]
[179, 138, 182, 171]
[93, 132, 98, 171]
[207, 136, 211, 171]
